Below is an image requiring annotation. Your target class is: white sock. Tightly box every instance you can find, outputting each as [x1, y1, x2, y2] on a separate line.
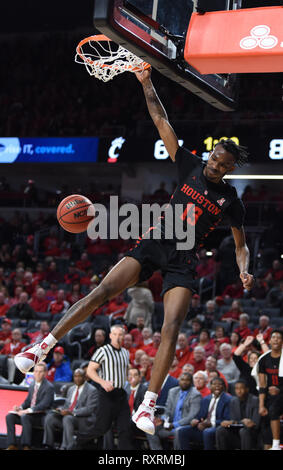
[41, 333, 57, 349]
[143, 391, 158, 408]
[272, 439, 280, 448]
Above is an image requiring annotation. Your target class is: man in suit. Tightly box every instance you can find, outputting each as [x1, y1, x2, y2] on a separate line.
[147, 372, 202, 450]
[43, 368, 98, 450]
[178, 377, 232, 450]
[216, 379, 260, 450]
[6, 362, 54, 450]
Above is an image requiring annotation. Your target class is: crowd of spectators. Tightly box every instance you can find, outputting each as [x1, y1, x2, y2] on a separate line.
[0, 216, 282, 449]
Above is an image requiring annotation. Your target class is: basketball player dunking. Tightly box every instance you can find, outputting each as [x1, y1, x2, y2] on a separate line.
[15, 68, 254, 436]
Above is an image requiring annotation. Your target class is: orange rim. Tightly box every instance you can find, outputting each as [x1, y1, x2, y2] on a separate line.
[76, 35, 151, 71]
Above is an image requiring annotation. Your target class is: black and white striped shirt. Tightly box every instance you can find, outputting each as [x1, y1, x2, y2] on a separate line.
[91, 344, 130, 389]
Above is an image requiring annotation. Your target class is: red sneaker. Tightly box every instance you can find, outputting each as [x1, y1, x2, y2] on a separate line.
[132, 402, 156, 435]
[14, 342, 50, 374]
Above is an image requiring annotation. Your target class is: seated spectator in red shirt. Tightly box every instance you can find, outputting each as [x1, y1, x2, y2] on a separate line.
[142, 331, 161, 358]
[188, 346, 206, 373]
[222, 279, 244, 299]
[22, 271, 38, 296]
[220, 300, 243, 323]
[86, 328, 107, 358]
[27, 320, 50, 344]
[6, 286, 24, 307]
[139, 327, 153, 349]
[45, 282, 59, 302]
[0, 317, 12, 348]
[80, 268, 95, 288]
[191, 329, 215, 358]
[133, 349, 145, 369]
[45, 261, 62, 284]
[75, 252, 92, 272]
[213, 325, 230, 349]
[0, 328, 26, 356]
[66, 282, 84, 306]
[123, 333, 137, 365]
[43, 231, 60, 257]
[147, 270, 163, 302]
[139, 353, 152, 383]
[168, 355, 183, 379]
[176, 333, 192, 369]
[48, 289, 69, 316]
[187, 318, 203, 346]
[0, 292, 8, 317]
[253, 315, 273, 344]
[193, 370, 211, 397]
[233, 313, 252, 339]
[29, 287, 50, 313]
[249, 277, 269, 300]
[63, 262, 81, 285]
[129, 317, 145, 348]
[105, 294, 128, 320]
[264, 259, 283, 284]
[33, 262, 46, 285]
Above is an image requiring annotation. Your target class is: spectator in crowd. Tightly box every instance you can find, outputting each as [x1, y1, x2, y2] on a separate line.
[45, 282, 59, 302]
[217, 343, 240, 391]
[187, 318, 202, 346]
[230, 331, 242, 353]
[125, 283, 154, 329]
[265, 280, 283, 311]
[220, 300, 243, 324]
[168, 356, 183, 379]
[216, 379, 260, 450]
[27, 321, 50, 344]
[186, 294, 202, 320]
[222, 279, 244, 299]
[125, 367, 148, 449]
[0, 317, 12, 348]
[129, 317, 145, 348]
[66, 282, 84, 306]
[198, 300, 218, 329]
[213, 326, 230, 358]
[86, 328, 107, 359]
[7, 286, 24, 307]
[0, 328, 26, 383]
[105, 294, 128, 321]
[46, 346, 73, 383]
[6, 363, 54, 450]
[264, 260, 283, 284]
[147, 372, 202, 450]
[0, 292, 9, 317]
[177, 377, 232, 450]
[256, 330, 283, 450]
[249, 277, 269, 300]
[182, 364, 195, 375]
[142, 331, 161, 358]
[48, 289, 70, 317]
[7, 292, 36, 321]
[75, 252, 92, 273]
[43, 368, 98, 450]
[140, 327, 153, 348]
[233, 335, 269, 396]
[253, 315, 273, 344]
[205, 356, 228, 390]
[29, 287, 49, 313]
[233, 313, 252, 340]
[45, 261, 62, 284]
[123, 333, 137, 365]
[193, 371, 211, 398]
[175, 333, 191, 369]
[189, 346, 206, 373]
[64, 262, 81, 285]
[191, 329, 215, 358]
[139, 354, 153, 383]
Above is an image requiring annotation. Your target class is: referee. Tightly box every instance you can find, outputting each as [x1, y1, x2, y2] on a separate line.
[86, 324, 133, 450]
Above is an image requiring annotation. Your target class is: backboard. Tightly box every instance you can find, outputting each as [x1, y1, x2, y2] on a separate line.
[93, 0, 240, 111]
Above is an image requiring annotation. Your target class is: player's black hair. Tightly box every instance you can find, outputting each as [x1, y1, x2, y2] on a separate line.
[216, 139, 249, 167]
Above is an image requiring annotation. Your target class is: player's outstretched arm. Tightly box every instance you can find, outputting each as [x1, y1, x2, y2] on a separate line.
[135, 68, 179, 162]
[231, 226, 254, 290]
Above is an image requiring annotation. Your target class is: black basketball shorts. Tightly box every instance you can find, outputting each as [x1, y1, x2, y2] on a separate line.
[124, 227, 198, 297]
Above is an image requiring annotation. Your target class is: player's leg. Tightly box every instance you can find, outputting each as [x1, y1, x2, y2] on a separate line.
[133, 286, 192, 434]
[14, 256, 141, 373]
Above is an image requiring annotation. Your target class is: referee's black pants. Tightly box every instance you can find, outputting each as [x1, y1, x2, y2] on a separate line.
[78, 388, 133, 450]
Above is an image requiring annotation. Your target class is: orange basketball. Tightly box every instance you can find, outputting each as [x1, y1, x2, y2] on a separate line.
[57, 194, 94, 234]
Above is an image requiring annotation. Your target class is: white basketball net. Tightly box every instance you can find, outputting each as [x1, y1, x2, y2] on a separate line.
[75, 35, 150, 82]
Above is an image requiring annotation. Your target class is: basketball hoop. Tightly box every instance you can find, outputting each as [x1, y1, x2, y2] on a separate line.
[75, 35, 151, 82]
